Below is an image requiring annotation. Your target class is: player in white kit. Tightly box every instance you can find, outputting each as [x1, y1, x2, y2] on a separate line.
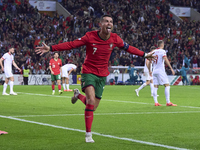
[148, 40, 177, 106]
[0, 48, 21, 95]
[135, 46, 156, 97]
[61, 64, 77, 91]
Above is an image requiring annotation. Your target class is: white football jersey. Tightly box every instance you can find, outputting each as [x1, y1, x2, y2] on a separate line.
[62, 64, 77, 72]
[2, 52, 14, 72]
[144, 59, 152, 73]
[152, 49, 167, 74]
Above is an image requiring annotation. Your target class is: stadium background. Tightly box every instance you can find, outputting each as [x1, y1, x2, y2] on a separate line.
[1, 0, 200, 84]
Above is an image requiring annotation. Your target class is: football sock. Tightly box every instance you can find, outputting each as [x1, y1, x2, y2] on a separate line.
[150, 83, 154, 95]
[10, 81, 14, 93]
[63, 83, 66, 90]
[3, 83, 7, 93]
[85, 104, 94, 132]
[86, 132, 92, 136]
[165, 86, 170, 103]
[52, 85, 55, 90]
[78, 94, 86, 105]
[66, 84, 69, 90]
[153, 87, 158, 103]
[138, 83, 147, 91]
[58, 85, 61, 90]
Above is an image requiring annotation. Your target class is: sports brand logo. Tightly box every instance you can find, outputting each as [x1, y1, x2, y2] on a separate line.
[109, 43, 113, 50]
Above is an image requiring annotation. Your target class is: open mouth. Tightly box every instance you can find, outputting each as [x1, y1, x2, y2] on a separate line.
[106, 26, 112, 33]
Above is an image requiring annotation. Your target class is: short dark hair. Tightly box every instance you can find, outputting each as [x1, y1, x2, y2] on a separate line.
[157, 40, 164, 47]
[150, 46, 157, 51]
[100, 14, 112, 22]
[54, 52, 59, 55]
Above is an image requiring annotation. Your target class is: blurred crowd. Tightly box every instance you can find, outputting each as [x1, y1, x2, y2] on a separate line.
[1, 0, 200, 76]
[169, 0, 200, 13]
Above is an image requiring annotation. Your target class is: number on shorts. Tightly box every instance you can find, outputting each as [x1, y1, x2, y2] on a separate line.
[93, 47, 97, 54]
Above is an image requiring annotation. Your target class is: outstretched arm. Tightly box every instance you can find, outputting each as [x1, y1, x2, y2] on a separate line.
[164, 57, 175, 75]
[35, 34, 88, 56]
[116, 36, 155, 60]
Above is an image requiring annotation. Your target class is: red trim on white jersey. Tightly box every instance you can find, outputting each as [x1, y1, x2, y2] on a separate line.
[8, 52, 11, 55]
[163, 55, 166, 58]
[1, 57, 5, 60]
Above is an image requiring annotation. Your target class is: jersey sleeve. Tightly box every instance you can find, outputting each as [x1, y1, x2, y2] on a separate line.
[163, 51, 167, 57]
[51, 34, 89, 52]
[116, 35, 144, 57]
[2, 53, 7, 60]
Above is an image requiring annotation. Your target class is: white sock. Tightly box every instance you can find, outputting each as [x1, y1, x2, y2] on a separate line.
[165, 86, 170, 103]
[66, 84, 69, 90]
[59, 90, 61, 92]
[86, 132, 92, 136]
[53, 90, 55, 92]
[150, 83, 154, 95]
[138, 83, 147, 91]
[63, 83, 66, 90]
[153, 88, 158, 103]
[10, 81, 14, 93]
[3, 83, 7, 93]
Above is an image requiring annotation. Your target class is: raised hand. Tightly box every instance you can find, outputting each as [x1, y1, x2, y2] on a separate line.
[35, 42, 50, 56]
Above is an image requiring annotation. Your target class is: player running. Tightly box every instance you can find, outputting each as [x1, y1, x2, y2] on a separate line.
[49, 52, 62, 95]
[135, 46, 157, 97]
[35, 14, 155, 143]
[61, 64, 77, 91]
[0, 47, 21, 95]
[148, 40, 177, 106]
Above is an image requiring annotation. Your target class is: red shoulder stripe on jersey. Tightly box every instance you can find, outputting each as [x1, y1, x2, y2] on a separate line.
[1, 58, 5, 60]
[163, 55, 167, 58]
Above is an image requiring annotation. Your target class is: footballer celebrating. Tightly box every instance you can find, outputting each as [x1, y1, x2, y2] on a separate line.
[49, 52, 62, 95]
[36, 14, 155, 143]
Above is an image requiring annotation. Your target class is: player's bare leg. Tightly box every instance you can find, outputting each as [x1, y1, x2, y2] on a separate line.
[153, 85, 161, 106]
[2, 78, 9, 95]
[164, 84, 177, 106]
[9, 76, 17, 95]
[57, 80, 62, 95]
[52, 81, 55, 95]
[62, 77, 66, 91]
[66, 78, 72, 91]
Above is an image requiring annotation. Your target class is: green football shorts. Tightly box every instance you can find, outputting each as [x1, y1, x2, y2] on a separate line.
[51, 74, 61, 81]
[81, 74, 106, 99]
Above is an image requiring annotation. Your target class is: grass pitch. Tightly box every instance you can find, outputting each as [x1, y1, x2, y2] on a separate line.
[0, 85, 200, 150]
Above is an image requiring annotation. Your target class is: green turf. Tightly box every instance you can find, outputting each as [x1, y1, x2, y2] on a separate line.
[0, 85, 200, 150]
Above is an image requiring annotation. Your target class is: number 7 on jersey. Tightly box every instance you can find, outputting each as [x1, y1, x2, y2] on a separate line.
[93, 47, 97, 54]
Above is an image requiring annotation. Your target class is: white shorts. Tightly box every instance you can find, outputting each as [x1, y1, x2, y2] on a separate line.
[153, 73, 169, 85]
[5, 71, 13, 78]
[144, 72, 152, 81]
[62, 71, 69, 78]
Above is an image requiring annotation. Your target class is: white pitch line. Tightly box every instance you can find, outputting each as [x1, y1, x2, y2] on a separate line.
[11, 111, 200, 118]
[17, 92, 200, 109]
[0, 115, 189, 150]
